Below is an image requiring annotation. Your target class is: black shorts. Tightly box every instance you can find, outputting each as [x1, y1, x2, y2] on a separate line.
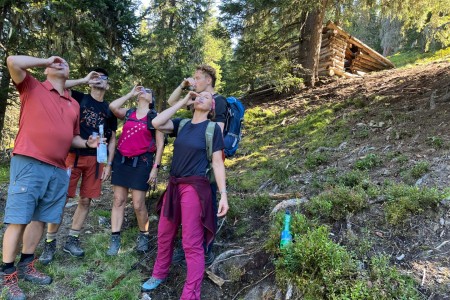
[111, 151, 154, 191]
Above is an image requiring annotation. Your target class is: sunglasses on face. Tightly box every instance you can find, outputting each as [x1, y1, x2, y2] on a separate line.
[141, 88, 152, 94]
[98, 75, 108, 80]
[197, 96, 211, 101]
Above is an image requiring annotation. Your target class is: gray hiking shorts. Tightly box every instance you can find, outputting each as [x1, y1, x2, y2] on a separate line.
[4, 155, 69, 224]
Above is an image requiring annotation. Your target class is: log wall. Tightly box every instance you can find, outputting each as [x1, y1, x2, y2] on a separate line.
[318, 21, 394, 78]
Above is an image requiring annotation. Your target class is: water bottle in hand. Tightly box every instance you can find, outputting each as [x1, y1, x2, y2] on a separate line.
[97, 125, 107, 163]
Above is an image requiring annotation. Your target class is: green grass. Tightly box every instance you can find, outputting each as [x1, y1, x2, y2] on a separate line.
[4, 226, 152, 300]
[0, 162, 9, 183]
[389, 46, 450, 68]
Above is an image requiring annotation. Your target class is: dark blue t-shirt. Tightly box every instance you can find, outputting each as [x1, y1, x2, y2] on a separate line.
[170, 118, 224, 178]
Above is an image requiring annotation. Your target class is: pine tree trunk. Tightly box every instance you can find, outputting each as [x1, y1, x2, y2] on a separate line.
[298, 0, 328, 87]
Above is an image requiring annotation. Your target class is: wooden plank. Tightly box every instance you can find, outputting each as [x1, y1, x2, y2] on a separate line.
[357, 52, 390, 68]
[352, 61, 379, 72]
[353, 57, 386, 70]
[320, 51, 345, 61]
[329, 38, 348, 48]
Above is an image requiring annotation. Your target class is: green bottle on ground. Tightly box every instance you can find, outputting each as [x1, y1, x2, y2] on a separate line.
[280, 210, 292, 249]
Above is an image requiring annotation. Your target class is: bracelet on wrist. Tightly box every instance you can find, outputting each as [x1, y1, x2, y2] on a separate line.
[106, 162, 112, 166]
[85, 140, 91, 148]
[220, 189, 227, 194]
[153, 163, 161, 169]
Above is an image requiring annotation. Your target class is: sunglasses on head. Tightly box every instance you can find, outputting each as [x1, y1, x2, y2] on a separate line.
[98, 75, 108, 80]
[141, 88, 152, 94]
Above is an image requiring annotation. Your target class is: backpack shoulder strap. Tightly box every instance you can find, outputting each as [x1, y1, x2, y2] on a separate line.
[177, 118, 190, 135]
[124, 107, 136, 122]
[205, 121, 216, 163]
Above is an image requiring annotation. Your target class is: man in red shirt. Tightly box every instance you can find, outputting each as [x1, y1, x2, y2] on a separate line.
[0, 55, 99, 300]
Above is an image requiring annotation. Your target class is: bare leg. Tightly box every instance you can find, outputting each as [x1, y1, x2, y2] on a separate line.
[45, 197, 69, 236]
[70, 197, 91, 231]
[22, 221, 45, 254]
[131, 190, 149, 232]
[110, 186, 129, 232]
[2, 224, 26, 263]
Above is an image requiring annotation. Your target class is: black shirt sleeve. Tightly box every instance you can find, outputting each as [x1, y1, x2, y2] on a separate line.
[108, 108, 118, 132]
[70, 90, 84, 103]
[213, 94, 227, 124]
[213, 123, 225, 152]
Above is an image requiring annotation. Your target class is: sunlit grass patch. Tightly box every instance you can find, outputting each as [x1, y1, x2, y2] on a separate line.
[389, 46, 450, 68]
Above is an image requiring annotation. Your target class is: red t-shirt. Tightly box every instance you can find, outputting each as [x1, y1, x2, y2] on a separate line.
[12, 73, 80, 169]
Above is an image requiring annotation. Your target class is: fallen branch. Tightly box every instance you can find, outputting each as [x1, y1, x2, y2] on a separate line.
[271, 198, 308, 215]
[435, 240, 450, 250]
[269, 192, 302, 200]
[231, 270, 275, 300]
[421, 267, 426, 286]
[206, 270, 228, 287]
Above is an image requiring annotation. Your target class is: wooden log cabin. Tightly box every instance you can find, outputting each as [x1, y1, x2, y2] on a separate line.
[318, 21, 394, 77]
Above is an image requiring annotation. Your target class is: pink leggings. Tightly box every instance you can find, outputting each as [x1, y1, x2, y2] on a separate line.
[152, 184, 204, 300]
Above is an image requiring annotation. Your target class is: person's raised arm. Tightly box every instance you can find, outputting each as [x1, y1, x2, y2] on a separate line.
[152, 91, 197, 133]
[6, 55, 66, 85]
[109, 85, 141, 119]
[167, 78, 195, 107]
[65, 71, 99, 89]
[212, 150, 228, 217]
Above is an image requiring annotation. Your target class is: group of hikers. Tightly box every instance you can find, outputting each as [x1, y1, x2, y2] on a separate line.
[0, 54, 229, 300]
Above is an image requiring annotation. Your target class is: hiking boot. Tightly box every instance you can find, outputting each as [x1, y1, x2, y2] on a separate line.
[136, 233, 150, 253]
[171, 247, 185, 265]
[0, 268, 25, 300]
[63, 236, 85, 257]
[39, 240, 57, 265]
[141, 276, 166, 292]
[17, 259, 52, 285]
[106, 235, 121, 256]
[205, 250, 215, 266]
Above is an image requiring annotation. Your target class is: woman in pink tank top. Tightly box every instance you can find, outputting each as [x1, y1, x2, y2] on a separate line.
[107, 85, 165, 255]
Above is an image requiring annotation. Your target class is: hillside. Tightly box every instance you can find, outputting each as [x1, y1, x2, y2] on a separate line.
[2, 61, 450, 299]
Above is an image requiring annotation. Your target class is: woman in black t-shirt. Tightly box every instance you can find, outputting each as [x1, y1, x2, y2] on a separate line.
[141, 91, 228, 300]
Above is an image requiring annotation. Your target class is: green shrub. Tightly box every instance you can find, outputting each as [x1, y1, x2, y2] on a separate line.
[275, 225, 357, 299]
[384, 184, 443, 225]
[354, 154, 382, 170]
[338, 170, 368, 188]
[409, 161, 429, 179]
[268, 213, 421, 299]
[306, 185, 368, 221]
[365, 255, 421, 299]
[305, 152, 329, 169]
[427, 136, 444, 149]
[242, 194, 272, 214]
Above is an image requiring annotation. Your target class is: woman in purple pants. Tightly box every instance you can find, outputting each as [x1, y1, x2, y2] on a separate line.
[141, 91, 228, 300]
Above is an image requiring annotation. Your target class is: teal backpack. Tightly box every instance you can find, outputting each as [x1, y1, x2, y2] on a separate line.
[178, 119, 216, 183]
